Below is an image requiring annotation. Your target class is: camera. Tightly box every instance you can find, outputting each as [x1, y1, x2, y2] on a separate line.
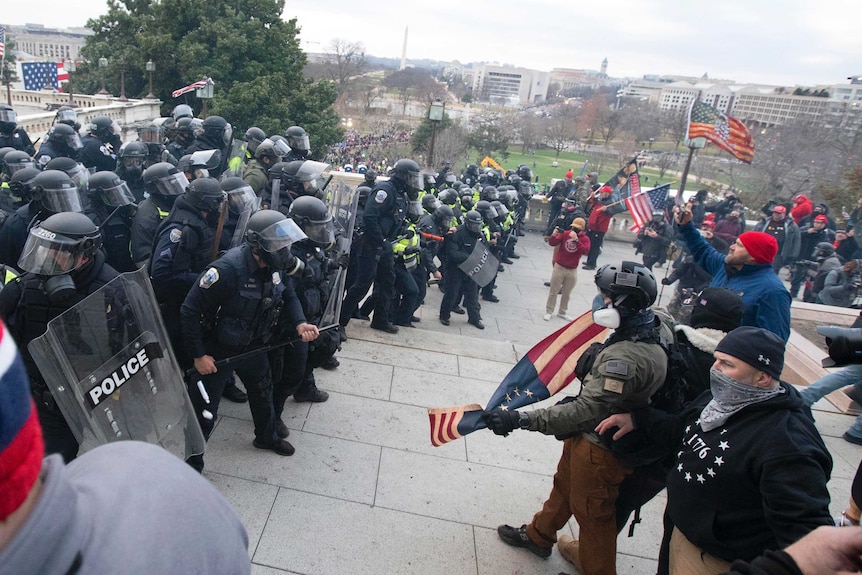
[817, 326, 862, 367]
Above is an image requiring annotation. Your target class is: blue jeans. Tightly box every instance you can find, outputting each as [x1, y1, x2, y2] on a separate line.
[800, 364, 862, 437]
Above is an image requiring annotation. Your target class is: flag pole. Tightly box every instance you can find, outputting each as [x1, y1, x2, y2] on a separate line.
[677, 145, 696, 205]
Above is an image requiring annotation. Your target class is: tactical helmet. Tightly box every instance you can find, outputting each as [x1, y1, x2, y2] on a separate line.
[183, 177, 226, 212]
[201, 115, 232, 146]
[8, 167, 41, 205]
[437, 188, 458, 206]
[245, 209, 307, 272]
[284, 126, 310, 155]
[2, 150, 34, 177]
[389, 158, 423, 195]
[30, 170, 83, 213]
[172, 104, 194, 121]
[490, 200, 508, 218]
[288, 196, 335, 248]
[119, 141, 148, 174]
[475, 200, 493, 218]
[421, 194, 440, 213]
[54, 106, 80, 130]
[364, 169, 378, 186]
[433, 204, 455, 229]
[174, 117, 195, 140]
[244, 127, 266, 155]
[220, 177, 258, 215]
[18, 212, 101, 276]
[464, 210, 483, 235]
[280, 160, 329, 196]
[255, 138, 291, 162]
[594, 261, 657, 309]
[143, 162, 188, 197]
[460, 194, 475, 211]
[480, 186, 499, 202]
[88, 116, 118, 140]
[44, 157, 89, 194]
[0, 105, 17, 133]
[47, 123, 83, 151]
[356, 185, 372, 209]
[138, 122, 164, 144]
[88, 171, 136, 207]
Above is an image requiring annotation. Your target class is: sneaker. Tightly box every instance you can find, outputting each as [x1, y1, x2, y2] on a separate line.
[496, 525, 551, 558]
[558, 314, 573, 322]
[543, 313, 552, 321]
[253, 437, 295, 456]
[557, 535, 582, 570]
[843, 431, 862, 446]
[276, 419, 290, 438]
[294, 384, 329, 403]
[451, 306, 466, 315]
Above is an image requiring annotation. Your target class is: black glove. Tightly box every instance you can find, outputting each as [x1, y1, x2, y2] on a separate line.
[337, 253, 350, 269]
[404, 246, 420, 255]
[482, 409, 521, 437]
[661, 277, 672, 285]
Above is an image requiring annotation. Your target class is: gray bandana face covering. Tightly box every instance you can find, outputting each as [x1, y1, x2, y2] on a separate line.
[699, 368, 784, 431]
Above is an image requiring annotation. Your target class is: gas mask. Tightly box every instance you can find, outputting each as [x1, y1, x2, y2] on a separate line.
[591, 293, 620, 329]
[44, 274, 77, 304]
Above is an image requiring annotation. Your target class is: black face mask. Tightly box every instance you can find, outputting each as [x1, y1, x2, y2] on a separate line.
[205, 211, 222, 227]
[44, 274, 77, 304]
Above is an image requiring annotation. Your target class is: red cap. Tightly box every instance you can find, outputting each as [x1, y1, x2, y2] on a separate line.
[814, 214, 828, 223]
[772, 205, 787, 214]
[737, 231, 779, 264]
[598, 185, 613, 194]
[565, 170, 574, 179]
[700, 220, 715, 228]
[794, 194, 808, 203]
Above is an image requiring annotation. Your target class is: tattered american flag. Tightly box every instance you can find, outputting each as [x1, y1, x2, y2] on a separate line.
[172, 78, 210, 98]
[625, 184, 671, 232]
[0, 27, 6, 59]
[687, 100, 755, 164]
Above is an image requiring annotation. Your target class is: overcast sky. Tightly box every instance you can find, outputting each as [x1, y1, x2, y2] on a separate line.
[4, 0, 860, 87]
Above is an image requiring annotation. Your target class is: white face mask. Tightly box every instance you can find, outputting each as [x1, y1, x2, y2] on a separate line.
[591, 293, 621, 329]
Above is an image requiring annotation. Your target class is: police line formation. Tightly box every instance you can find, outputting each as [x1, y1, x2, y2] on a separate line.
[0, 101, 860, 575]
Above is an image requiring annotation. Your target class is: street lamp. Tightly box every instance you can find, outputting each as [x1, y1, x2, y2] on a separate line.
[427, 99, 445, 168]
[118, 58, 128, 102]
[145, 59, 155, 99]
[66, 59, 76, 104]
[98, 57, 109, 95]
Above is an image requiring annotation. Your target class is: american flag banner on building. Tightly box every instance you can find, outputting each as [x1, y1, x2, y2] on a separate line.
[56, 62, 68, 83]
[172, 77, 212, 98]
[21, 62, 59, 91]
[0, 27, 6, 60]
[428, 311, 608, 446]
[687, 99, 755, 164]
[625, 184, 671, 232]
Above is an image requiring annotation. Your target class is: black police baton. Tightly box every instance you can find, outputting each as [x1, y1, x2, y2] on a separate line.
[184, 323, 340, 377]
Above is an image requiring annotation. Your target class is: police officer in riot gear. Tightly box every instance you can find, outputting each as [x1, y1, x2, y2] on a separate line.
[131, 162, 188, 266]
[116, 141, 148, 201]
[419, 204, 455, 286]
[0, 212, 119, 461]
[243, 137, 290, 196]
[80, 116, 122, 172]
[243, 127, 266, 159]
[339, 158, 422, 334]
[44, 156, 91, 197]
[85, 171, 137, 272]
[439, 210, 486, 329]
[35, 124, 83, 169]
[219, 177, 259, 250]
[167, 117, 196, 162]
[185, 115, 232, 178]
[0, 104, 35, 154]
[180, 209, 317, 471]
[364, 168, 378, 188]
[261, 159, 329, 214]
[0, 170, 84, 269]
[53, 105, 81, 132]
[3, 166, 40, 215]
[172, 104, 194, 122]
[284, 125, 311, 160]
[138, 122, 174, 166]
[2, 150, 35, 180]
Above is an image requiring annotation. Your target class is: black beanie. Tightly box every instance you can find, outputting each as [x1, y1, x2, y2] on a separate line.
[715, 326, 784, 380]
[689, 288, 744, 332]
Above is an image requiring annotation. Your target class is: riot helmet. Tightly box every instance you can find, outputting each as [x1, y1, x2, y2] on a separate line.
[138, 122, 164, 145]
[183, 177, 226, 213]
[143, 162, 188, 197]
[475, 200, 493, 220]
[517, 165, 532, 182]
[407, 200, 423, 224]
[172, 104, 194, 121]
[178, 149, 220, 180]
[460, 194, 475, 211]
[44, 157, 89, 195]
[2, 150, 34, 177]
[54, 106, 80, 131]
[87, 116, 120, 142]
[245, 209, 307, 273]
[421, 194, 440, 213]
[444, 172, 458, 188]
[437, 188, 458, 206]
[30, 170, 83, 213]
[280, 160, 329, 197]
[433, 205, 455, 230]
[491, 200, 508, 219]
[202, 115, 232, 146]
[88, 171, 136, 207]
[0, 105, 17, 133]
[288, 196, 335, 249]
[18, 212, 101, 276]
[503, 188, 519, 208]
[220, 177, 258, 215]
[255, 137, 291, 165]
[118, 141, 148, 176]
[47, 123, 83, 151]
[480, 186, 499, 202]
[594, 261, 657, 310]
[356, 185, 372, 209]
[464, 210, 483, 236]
[8, 167, 41, 205]
[284, 126, 310, 157]
[174, 117, 195, 145]
[244, 127, 266, 155]
[364, 169, 378, 186]
[389, 159, 423, 198]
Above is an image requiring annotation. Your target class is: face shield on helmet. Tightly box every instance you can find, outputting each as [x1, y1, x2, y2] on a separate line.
[18, 225, 97, 276]
[153, 171, 188, 197]
[64, 163, 90, 195]
[465, 212, 483, 235]
[0, 108, 17, 124]
[406, 200, 423, 223]
[292, 160, 330, 194]
[406, 169, 423, 195]
[139, 124, 164, 144]
[94, 178, 135, 207]
[286, 131, 310, 153]
[4, 154, 34, 176]
[300, 213, 336, 248]
[226, 185, 258, 215]
[253, 218, 308, 269]
[55, 108, 77, 126]
[55, 129, 83, 151]
[40, 183, 84, 213]
[494, 203, 509, 218]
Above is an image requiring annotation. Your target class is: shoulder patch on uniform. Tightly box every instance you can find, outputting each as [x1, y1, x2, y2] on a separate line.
[604, 360, 629, 376]
[603, 378, 625, 394]
[375, 190, 388, 203]
[99, 145, 112, 156]
[169, 228, 182, 243]
[199, 267, 219, 289]
[271, 271, 282, 285]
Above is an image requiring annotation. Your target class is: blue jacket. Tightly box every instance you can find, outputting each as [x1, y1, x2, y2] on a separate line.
[678, 222, 791, 341]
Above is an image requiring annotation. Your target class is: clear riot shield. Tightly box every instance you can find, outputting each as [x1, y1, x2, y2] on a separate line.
[28, 267, 206, 460]
[222, 138, 248, 178]
[320, 179, 359, 326]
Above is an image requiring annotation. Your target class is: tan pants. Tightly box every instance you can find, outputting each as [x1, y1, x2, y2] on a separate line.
[546, 263, 578, 315]
[669, 527, 731, 575]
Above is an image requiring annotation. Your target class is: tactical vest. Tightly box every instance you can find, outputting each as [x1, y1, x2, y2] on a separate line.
[292, 243, 330, 322]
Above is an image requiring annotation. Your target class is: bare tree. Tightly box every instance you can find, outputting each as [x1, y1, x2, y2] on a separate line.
[518, 113, 544, 153]
[654, 152, 680, 179]
[543, 107, 579, 158]
[382, 68, 438, 115]
[662, 108, 690, 150]
[322, 39, 367, 94]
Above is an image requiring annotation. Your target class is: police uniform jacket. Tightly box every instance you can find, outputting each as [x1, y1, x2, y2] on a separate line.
[131, 195, 174, 266]
[526, 337, 667, 443]
[0, 127, 35, 154]
[180, 244, 306, 359]
[291, 242, 332, 323]
[0, 202, 47, 269]
[418, 213, 445, 274]
[363, 180, 407, 251]
[79, 135, 118, 173]
[85, 204, 136, 273]
[443, 225, 486, 279]
[34, 141, 74, 169]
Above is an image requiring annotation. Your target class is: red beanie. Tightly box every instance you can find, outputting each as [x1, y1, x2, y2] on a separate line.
[565, 170, 574, 179]
[737, 231, 778, 264]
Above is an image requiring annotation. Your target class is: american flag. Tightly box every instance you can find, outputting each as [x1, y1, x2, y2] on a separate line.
[21, 62, 59, 91]
[428, 311, 608, 446]
[0, 27, 5, 60]
[625, 184, 671, 232]
[172, 77, 211, 98]
[687, 99, 755, 164]
[56, 62, 68, 83]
